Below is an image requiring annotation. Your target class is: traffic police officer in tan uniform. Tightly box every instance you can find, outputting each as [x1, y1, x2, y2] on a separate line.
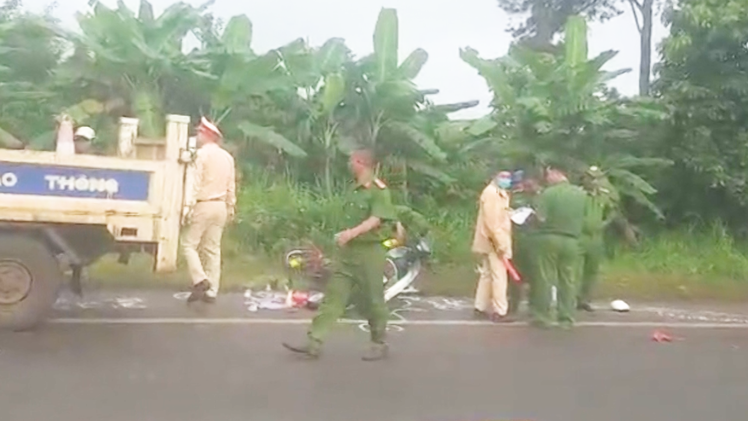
[472, 170, 514, 323]
[182, 117, 236, 304]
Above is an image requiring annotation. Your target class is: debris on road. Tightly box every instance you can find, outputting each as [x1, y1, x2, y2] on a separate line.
[55, 294, 147, 310]
[611, 299, 630, 312]
[242, 288, 323, 312]
[651, 329, 685, 343]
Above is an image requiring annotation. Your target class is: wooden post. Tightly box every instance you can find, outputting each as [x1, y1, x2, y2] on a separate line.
[118, 117, 139, 159]
[153, 114, 190, 272]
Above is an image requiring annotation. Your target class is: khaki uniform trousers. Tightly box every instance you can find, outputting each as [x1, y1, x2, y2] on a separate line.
[182, 201, 228, 298]
[474, 250, 508, 316]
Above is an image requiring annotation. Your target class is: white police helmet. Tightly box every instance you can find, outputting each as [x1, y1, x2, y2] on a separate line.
[74, 126, 96, 141]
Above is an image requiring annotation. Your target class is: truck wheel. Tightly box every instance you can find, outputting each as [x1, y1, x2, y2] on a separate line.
[0, 235, 62, 331]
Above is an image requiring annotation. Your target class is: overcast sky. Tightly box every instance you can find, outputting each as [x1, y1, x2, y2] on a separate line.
[23, 0, 669, 118]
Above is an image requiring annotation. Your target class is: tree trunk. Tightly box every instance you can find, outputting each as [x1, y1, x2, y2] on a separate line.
[324, 153, 333, 197]
[638, 0, 654, 96]
[529, 2, 556, 48]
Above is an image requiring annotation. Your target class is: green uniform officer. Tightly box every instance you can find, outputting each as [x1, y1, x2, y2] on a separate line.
[283, 149, 397, 361]
[529, 167, 587, 328]
[507, 178, 541, 315]
[577, 166, 613, 312]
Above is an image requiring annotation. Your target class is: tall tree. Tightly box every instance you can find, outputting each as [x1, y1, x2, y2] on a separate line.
[497, 0, 621, 47]
[627, 0, 655, 95]
[655, 0, 748, 229]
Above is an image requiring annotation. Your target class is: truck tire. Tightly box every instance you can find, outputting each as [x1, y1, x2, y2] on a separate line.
[0, 234, 62, 331]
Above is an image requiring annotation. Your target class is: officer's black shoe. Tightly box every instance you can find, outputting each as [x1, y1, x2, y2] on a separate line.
[473, 309, 488, 319]
[282, 342, 321, 359]
[490, 313, 514, 323]
[362, 342, 389, 362]
[187, 280, 211, 303]
[577, 302, 594, 312]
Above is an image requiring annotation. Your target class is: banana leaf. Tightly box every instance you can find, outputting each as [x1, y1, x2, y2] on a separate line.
[238, 121, 307, 157]
[373, 8, 398, 82]
[398, 48, 428, 79]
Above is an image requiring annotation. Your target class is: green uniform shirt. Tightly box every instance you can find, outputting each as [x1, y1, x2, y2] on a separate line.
[534, 181, 587, 238]
[582, 193, 606, 238]
[346, 178, 398, 244]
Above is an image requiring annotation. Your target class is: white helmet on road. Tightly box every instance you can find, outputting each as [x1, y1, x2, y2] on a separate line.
[74, 126, 96, 141]
[610, 299, 630, 312]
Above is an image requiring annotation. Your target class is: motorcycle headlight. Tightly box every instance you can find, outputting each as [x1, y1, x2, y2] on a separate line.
[288, 257, 303, 269]
[383, 238, 399, 249]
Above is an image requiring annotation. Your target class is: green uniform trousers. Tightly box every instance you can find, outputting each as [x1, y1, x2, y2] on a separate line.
[530, 233, 581, 326]
[508, 234, 535, 314]
[577, 234, 604, 304]
[308, 243, 388, 346]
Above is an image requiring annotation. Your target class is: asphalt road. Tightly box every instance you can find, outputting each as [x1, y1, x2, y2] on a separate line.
[1, 321, 747, 421]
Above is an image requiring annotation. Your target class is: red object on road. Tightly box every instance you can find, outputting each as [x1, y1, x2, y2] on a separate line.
[652, 329, 673, 342]
[504, 257, 522, 283]
[291, 290, 309, 307]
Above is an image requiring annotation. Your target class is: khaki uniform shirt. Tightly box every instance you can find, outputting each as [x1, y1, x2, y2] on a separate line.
[190, 142, 236, 208]
[472, 182, 512, 257]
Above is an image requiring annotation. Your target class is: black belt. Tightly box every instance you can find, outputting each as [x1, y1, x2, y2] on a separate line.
[196, 198, 225, 203]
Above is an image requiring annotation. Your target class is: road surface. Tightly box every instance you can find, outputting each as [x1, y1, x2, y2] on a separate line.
[1, 289, 746, 421]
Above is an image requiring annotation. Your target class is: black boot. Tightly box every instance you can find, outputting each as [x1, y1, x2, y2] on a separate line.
[473, 309, 488, 319]
[282, 341, 321, 359]
[187, 280, 211, 303]
[362, 342, 389, 361]
[577, 302, 594, 312]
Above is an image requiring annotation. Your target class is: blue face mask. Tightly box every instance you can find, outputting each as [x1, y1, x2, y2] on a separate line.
[495, 177, 512, 190]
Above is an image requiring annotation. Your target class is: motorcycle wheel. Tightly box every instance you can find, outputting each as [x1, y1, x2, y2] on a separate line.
[383, 257, 399, 285]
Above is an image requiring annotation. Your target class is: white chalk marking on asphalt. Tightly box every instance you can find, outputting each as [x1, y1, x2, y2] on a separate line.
[49, 318, 748, 328]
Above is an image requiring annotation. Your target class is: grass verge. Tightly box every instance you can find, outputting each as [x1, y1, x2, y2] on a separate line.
[87, 225, 748, 302]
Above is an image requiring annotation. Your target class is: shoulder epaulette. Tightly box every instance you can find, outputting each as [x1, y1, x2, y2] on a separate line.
[373, 178, 387, 189]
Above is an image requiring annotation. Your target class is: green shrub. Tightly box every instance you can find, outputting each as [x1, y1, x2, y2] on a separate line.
[605, 221, 748, 282]
[233, 173, 476, 264]
[229, 176, 748, 300]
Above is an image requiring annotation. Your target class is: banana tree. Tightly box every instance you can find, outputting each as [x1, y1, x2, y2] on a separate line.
[334, 8, 474, 198]
[0, 10, 61, 148]
[460, 15, 671, 222]
[277, 37, 352, 194]
[53, 0, 211, 138]
[184, 14, 316, 163]
[187, 18, 357, 193]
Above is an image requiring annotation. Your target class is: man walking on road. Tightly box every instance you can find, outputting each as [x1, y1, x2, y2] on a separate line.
[182, 117, 236, 304]
[577, 166, 612, 312]
[283, 149, 397, 361]
[529, 167, 587, 329]
[472, 170, 513, 323]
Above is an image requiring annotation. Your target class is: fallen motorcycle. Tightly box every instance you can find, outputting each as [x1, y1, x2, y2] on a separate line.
[284, 235, 432, 309]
